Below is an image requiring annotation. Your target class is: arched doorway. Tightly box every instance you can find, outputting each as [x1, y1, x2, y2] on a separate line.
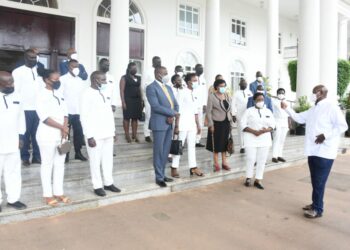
[96, 0, 145, 73]
[230, 60, 246, 92]
[176, 51, 199, 74]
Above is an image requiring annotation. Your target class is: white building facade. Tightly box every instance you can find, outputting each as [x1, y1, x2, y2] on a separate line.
[1, 0, 350, 105]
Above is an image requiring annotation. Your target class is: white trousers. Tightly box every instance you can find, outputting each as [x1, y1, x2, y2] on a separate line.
[237, 117, 244, 149]
[272, 126, 289, 158]
[245, 146, 270, 180]
[86, 137, 114, 189]
[0, 151, 21, 204]
[172, 130, 197, 169]
[39, 142, 65, 197]
[143, 100, 151, 137]
[196, 110, 204, 143]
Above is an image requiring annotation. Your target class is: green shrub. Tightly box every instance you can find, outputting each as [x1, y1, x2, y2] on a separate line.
[288, 60, 350, 96]
[294, 96, 311, 113]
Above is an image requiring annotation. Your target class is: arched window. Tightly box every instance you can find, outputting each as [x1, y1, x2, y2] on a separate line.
[8, 0, 58, 8]
[230, 60, 245, 92]
[176, 51, 199, 73]
[97, 0, 144, 25]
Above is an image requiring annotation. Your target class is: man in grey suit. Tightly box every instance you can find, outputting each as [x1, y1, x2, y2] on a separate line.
[146, 66, 179, 187]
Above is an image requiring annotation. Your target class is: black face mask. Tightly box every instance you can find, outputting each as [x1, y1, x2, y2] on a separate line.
[1, 87, 15, 94]
[52, 81, 61, 90]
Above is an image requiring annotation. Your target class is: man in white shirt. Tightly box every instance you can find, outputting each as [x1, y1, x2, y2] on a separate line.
[80, 71, 120, 197]
[271, 88, 290, 163]
[282, 85, 348, 219]
[99, 58, 117, 112]
[12, 49, 43, 166]
[142, 56, 162, 143]
[60, 60, 88, 162]
[232, 79, 253, 153]
[0, 72, 27, 211]
[194, 64, 208, 147]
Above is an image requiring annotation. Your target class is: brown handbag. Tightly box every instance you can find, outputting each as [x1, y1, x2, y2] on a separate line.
[57, 139, 71, 155]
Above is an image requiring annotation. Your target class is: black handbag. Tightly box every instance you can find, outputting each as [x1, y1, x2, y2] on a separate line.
[226, 132, 234, 156]
[170, 135, 183, 155]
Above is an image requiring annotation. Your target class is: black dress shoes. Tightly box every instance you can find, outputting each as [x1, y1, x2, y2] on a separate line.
[0, 206, 2, 212]
[304, 209, 322, 219]
[145, 136, 153, 143]
[164, 177, 173, 182]
[240, 148, 245, 154]
[65, 153, 70, 163]
[278, 157, 286, 162]
[195, 143, 205, 148]
[244, 178, 251, 187]
[94, 188, 106, 197]
[75, 152, 88, 161]
[272, 158, 278, 163]
[31, 158, 41, 165]
[104, 184, 121, 193]
[22, 160, 30, 167]
[7, 201, 27, 210]
[156, 181, 167, 188]
[254, 181, 264, 190]
[302, 204, 313, 211]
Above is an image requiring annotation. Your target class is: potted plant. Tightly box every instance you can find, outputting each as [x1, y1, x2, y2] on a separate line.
[293, 96, 311, 136]
[340, 94, 350, 137]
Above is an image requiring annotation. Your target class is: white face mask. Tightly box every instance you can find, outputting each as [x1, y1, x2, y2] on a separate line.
[255, 101, 264, 109]
[72, 67, 80, 77]
[162, 75, 170, 85]
[257, 77, 263, 83]
[192, 81, 199, 89]
[311, 93, 318, 102]
[257, 90, 265, 94]
[277, 94, 285, 100]
[70, 53, 78, 60]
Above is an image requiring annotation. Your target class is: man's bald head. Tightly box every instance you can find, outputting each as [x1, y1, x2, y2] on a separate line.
[313, 84, 328, 103]
[154, 66, 168, 82]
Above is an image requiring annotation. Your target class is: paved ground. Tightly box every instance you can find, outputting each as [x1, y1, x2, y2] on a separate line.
[1, 155, 350, 250]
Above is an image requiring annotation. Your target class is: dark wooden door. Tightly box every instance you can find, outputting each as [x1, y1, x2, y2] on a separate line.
[0, 6, 75, 72]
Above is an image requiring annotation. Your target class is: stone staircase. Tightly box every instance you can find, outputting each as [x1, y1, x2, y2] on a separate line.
[0, 115, 349, 224]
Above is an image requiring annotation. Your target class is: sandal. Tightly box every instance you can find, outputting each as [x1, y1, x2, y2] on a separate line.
[45, 197, 58, 207]
[125, 134, 132, 143]
[190, 167, 204, 177]
[54, 195, 71, 204]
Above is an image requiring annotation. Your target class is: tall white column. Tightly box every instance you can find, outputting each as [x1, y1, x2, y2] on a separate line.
[296, 0, 320, 99]
[266, 0, 279, 94]
[204, 0, 220, 86]
[338, 16, 348, 60]
[109, 0, 129, 106]
[320, 0, 338, 100]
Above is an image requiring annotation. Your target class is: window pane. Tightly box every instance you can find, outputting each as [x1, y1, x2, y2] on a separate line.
[242, 27, 245, 38]
[180, 10, 185, 22]
[186, 6, 192, 11]
[193, 14, 198, 25]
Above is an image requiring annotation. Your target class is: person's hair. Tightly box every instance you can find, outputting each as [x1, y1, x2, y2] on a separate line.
[68, 59, 79, 66]
[152, 56, 160, 62]
[213, 79, 226, 90]
[277, 88, 285, 94]
[154, 66, 166, 75]
[99, 58, 109, 67]
[257, 84, 264, 90]
[41, 69, 57, 82]
[24, 49, 35, 56]
[239, 78, 247, 85]
[256, 71, 262, 77]
[215, 74, 223, 80]
[171, 74, 181, 84]
[253, 92, 264, 101]
[126, 62, 137, 75]
[184, 73, 197, 83]
[195, 64, 203, 70]
[175, 65, 183, 72]
[90, 71, 104, 82]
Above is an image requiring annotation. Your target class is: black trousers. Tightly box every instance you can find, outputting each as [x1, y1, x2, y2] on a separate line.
[68, 114, 84, 153]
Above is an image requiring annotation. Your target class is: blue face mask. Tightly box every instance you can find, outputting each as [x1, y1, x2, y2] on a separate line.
[98, 82, 107, 91]
[219, 87, 227, 94]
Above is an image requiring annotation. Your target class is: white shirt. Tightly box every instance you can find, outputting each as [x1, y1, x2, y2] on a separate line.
[286, 99, 348, 159]
[80, 87, 115, 140]
[12, 65, 44, 111]
[60, 73, 87, 115]
[102, 72, 117, 107]
[195, 75, 208, 107]
[0, 92, 25, 154]
[241, 106, 276, 147]
[36, 88, 68, 143]
[142, 67, 155, 102]
[272, 98, 289, 128]
[232, 89, 253, 118]
[173, 87, 198, 131]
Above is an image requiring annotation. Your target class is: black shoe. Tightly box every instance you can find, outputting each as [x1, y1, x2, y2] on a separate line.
[272, 158, 278, 163]
[22, 160, 31, 167]
[168, 157, 173, 163]
[278, 157, 286, 162]
[254, 181, 264, 190]
[302, 204, 313, 211]
[244, 178, 251, 187]
[65, 153, 70, 163]
[7, 201, 27, 210]
[104, 184, 121, 193]
[0, 206, 2, 213]
[156, 181, 167, 187]
[304, 209, 322, 219]
[164, 177, 173, 182]
[31, 158, 41, 164]
[94, 188, 106, 197]
[75, 152, 88, 161]
[145, 136, 153, 143]
[195, 143, 205, 148]
[240, 148, 245, 154]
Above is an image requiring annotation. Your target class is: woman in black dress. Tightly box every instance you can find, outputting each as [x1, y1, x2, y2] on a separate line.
[119, 62, 143, 143]
[206, 79, 234, 172]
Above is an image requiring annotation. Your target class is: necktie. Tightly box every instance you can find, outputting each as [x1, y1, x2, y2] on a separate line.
[161, 84, 174, 109]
